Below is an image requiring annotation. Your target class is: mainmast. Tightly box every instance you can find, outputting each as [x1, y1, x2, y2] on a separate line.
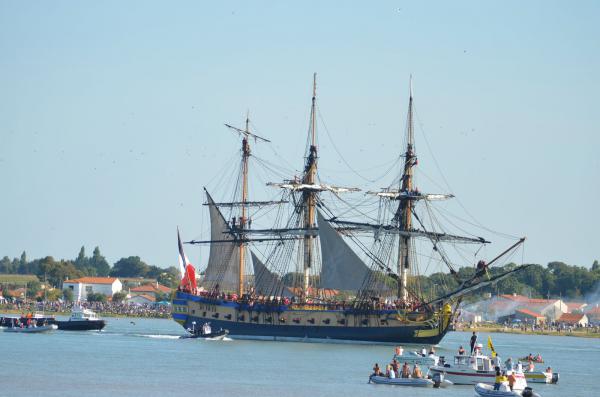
[396, 78, 416, 302]
[302, 73, 318, 300]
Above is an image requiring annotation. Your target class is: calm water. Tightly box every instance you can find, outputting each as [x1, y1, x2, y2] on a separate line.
[0, 314, 597, 397]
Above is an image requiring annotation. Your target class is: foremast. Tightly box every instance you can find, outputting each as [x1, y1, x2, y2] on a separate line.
[223, 116, 270, 296]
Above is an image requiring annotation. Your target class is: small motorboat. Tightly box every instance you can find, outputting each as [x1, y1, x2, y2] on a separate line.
[524, 370, 559, 384]
[4, 324, 58, 333]
[369, 373, 452, 388]
[519, 356, 544, 363]
[180, 322, 229, 340]
[474, 383, 541, 397]
[53, 306, 106, 331]
[392, 346, 439, 366]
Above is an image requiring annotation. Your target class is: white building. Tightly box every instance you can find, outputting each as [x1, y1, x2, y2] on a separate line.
[126, 293, 155, 305]
[63, 277, 122, 301]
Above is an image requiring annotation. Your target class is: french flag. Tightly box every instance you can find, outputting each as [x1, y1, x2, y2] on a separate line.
[177, 228, 197, 291]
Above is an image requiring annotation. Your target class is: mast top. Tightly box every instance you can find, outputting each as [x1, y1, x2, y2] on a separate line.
[224, 117, 270, 143]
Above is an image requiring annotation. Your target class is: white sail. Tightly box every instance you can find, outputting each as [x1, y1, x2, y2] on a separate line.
[250, 251, 293, 298]
[203, 191, 240, 291]
[317, 210, 372, 291]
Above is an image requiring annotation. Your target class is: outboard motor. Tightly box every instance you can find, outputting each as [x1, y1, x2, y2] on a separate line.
[551, 372, 559, 384]
[432, 372, 444, 388]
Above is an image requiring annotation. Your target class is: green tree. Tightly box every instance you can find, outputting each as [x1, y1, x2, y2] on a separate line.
[157, 266, 181, 289]
[26, 280, 42, 299]
[46, 288, 63, 301]
[0, 256, 13, 273]
[87, 292, 107, 302]
[63, 288, 74, 302]
[112, 291, 128, 302]
[38, 257, 82, 288]
[89, 247, 110, 276]
[110, 256, 149, 277]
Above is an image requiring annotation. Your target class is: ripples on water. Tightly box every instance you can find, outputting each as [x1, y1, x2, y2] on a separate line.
[0, 315, 594, 397]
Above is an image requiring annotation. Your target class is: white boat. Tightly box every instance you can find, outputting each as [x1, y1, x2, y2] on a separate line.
[369, 374, 452, 388]
[429, 353, 527, 389]
[392, 346, 439, 366]
[474, 383, 541, 397]
[523, 370, 558, 384]
[4, 324, 58, 333]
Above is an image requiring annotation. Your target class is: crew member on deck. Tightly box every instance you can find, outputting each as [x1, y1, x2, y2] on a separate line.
[470, 331, 478, 354]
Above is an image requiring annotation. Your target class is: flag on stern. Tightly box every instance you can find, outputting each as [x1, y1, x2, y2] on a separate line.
[177, 228, 198, 292]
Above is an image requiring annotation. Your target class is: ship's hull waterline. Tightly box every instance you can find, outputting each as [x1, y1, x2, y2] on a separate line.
[172, 292, 452, 344]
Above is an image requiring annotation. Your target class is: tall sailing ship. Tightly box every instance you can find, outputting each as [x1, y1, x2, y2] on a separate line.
[172, 75, 528, 344]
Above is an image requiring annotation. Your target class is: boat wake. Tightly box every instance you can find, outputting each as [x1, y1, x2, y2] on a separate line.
[133, 333, 182, 340]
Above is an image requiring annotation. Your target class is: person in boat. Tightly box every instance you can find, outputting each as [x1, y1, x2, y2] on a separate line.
[527, 353, 534, 361]
[507, 371, 517, 391]
[545, 366, 552, 374]
[428, 346, 436, 356]
[401, 362, 410, 378]
[386, 364, 396, 379]
[391, 359, 399, 375]
[372, 363, 382, 376]
[528, 361, 535, 372]
[412, 364, 422, 379]
[505, 357, 514, 371]
[470, 331, 478, 354]
[458, 345, 465, 355]
[536, 353, 543, 362]
[493, 367, 503, 391]
[420, 346, 427, 357]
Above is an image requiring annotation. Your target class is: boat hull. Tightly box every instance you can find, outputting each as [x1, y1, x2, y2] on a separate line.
[54, 320, 106, 331]
[171, 292, 453, 344]
[429, 367, 497, 385]
[3, 324, 58, 333]
[369, 376, 434, 387]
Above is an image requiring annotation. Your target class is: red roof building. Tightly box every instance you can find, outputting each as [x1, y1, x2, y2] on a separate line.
[557, 312, 589, 326]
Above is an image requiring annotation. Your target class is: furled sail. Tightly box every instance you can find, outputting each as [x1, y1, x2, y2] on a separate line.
[203, 191, 239, 291]
[250, 251, 294, 298]
[317, 210, 372, 291]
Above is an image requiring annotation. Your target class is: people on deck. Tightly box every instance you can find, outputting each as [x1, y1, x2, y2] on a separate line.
[470, 331, 478, 354]
[536, 353, 543, 362]
[528, 361, 535, 372]
[505, 357, 514, 371]
[428, 346, 436, 356]
[421, 346, 427, 357]
[458, 345, 465, 355]
[545, 366, 552, 374]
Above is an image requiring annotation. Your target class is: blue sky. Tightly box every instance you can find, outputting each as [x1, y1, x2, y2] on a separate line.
[1, 1, 598, 270]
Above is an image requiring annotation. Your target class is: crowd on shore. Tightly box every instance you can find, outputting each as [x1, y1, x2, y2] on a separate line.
[0, 300, 171, 318]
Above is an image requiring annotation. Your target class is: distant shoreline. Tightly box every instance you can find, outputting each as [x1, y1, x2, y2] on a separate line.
[0, 308, 170, 319]
[455, 325, 600, 339]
